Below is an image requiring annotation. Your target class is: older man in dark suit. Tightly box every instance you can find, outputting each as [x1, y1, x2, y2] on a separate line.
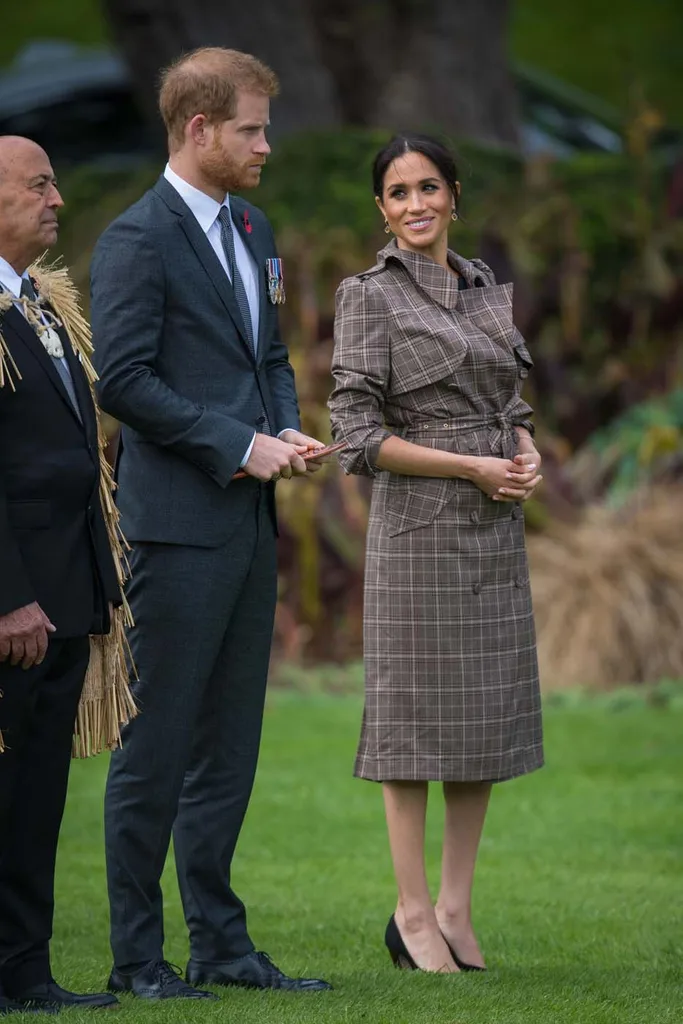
[0, 135, 121, 1014]
[90, 48, 330, 999]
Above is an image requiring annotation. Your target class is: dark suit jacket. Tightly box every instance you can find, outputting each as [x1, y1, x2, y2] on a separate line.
[90, 176, 301, 548]
[0, 299, 120, 636]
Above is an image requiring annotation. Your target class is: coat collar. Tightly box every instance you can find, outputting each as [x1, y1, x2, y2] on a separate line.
[162, 163, 231, 234]
[375, 239, 486, 310]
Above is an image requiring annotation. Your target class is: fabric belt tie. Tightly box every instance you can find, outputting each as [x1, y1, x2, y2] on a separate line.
[393, 411, 518, 457]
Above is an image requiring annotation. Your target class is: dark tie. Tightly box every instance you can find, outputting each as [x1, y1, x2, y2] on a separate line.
[20, 277, 82, 422]
[216, 207, 271, 437]
[217, 206, 255, 354]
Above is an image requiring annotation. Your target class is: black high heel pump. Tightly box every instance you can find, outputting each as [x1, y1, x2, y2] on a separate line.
[384, 915, 419, 970]
[443, 939, 487, 972]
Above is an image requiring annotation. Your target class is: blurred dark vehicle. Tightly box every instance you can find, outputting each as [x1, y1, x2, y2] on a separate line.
[1, 41, 680, 168]
[516, 62, 681, 160]
[0, 41, 155, 168]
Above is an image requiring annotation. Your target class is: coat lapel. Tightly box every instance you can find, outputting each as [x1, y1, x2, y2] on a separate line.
[153, 177, 255, 363]
[58, 321, 99, 445]
[179, 214, 255, 362]
[1, 303, 84, 429]
[231, 198, 269, 366]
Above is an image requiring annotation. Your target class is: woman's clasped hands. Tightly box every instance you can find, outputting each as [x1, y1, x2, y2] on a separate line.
[468, 450, 543, 503]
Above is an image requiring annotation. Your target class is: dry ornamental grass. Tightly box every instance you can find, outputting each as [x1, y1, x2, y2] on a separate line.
[529, 486, 683, 689]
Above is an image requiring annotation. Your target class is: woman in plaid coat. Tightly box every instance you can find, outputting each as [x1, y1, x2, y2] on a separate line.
[328, 135, 544, 974]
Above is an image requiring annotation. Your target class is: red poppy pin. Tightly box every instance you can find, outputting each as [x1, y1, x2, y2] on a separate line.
[243, 210, 252, 234]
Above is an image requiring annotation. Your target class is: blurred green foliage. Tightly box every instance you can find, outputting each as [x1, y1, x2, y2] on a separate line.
[47, 120, 683, 670]
[255, 129, 521, 243]
[2, 4, 682, 681]
[3, 1, 683, 127]
[0, 1, 106, 65]
[571, 389, 683, 506]
[511, 0, 683, 126]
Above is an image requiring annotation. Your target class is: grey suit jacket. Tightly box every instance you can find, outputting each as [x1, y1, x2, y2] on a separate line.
[90, 176, 300, 547]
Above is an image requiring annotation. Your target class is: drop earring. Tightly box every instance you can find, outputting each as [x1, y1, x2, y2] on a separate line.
[384, 218, 391, 234]
[451, 209, 458, 222]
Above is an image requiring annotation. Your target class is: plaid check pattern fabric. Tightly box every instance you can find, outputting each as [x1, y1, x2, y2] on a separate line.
[328, 241, 543, 783]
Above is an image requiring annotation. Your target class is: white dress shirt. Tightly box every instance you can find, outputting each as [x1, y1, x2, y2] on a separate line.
[163, 164, 260, 346]
[0, 255, 72, 380]
[163, 165, 296, 466]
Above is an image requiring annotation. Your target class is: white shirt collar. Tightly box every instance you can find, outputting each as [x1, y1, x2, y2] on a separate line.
[0, 255, 31, 300]
[163, 163, 231, 234]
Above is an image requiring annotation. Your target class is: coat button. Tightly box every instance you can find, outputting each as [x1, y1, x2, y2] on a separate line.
[515, 577, 525, 588]
[511, 505, 522, 520]
[519, 368, 529, 379]
[467, 439, 477, 450]
[470, 510, 479, 524]
[256, 415, 266, 425]
[472, 582, 482, 595]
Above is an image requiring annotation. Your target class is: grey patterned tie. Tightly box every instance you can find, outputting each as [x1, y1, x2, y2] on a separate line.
[20, 277, 82, 422]
[217, 207, 255, 354]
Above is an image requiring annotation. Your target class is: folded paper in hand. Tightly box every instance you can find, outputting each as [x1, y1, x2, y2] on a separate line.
[232, 440, 347, 480]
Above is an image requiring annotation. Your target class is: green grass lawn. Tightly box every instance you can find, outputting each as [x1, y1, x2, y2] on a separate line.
[48, 692, 682, 1024]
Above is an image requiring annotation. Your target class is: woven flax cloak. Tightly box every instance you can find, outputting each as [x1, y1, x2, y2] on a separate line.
[0, 258, 137, 756]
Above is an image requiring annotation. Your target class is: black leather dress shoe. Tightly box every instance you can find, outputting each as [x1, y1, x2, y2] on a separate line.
[11, 981, 119, 1010]
[0, 994, 59, 1015]
[186, 952, 332, 991]
[108, 960, 217, 1000]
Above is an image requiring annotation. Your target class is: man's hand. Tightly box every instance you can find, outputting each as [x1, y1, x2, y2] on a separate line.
[0, 602, 56, 670]
[244, 433, 309, 482]
[278, 429, 327, 474]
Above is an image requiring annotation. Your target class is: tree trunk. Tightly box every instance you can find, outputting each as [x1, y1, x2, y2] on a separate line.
[309, 0, 520, 147]
[102, 0, 519, 147]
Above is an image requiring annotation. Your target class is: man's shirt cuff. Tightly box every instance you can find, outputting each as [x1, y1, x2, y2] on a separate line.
[240, 431, 257, 467]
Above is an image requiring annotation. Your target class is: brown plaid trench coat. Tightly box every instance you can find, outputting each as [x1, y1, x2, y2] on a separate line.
[328, 240, 544, 782]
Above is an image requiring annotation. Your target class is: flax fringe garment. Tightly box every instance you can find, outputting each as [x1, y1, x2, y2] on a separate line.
[0, 260, 136, 757]
[329, 241, 544, 782]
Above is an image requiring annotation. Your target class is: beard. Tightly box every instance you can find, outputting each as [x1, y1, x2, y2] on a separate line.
[200, 136, 262, 193]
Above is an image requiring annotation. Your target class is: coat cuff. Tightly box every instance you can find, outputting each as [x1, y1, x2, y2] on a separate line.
[338, 427, 392, 478]
[514, 419, 536, 438]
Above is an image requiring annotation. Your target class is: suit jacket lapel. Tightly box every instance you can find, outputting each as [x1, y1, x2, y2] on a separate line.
[58, 322, 98, 445]
[153, 177, 255, 363]
[1, 304, 84, 428]
[232, 199, 269, 366]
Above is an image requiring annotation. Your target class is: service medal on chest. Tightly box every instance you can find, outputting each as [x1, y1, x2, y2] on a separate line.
[266, 258, 285, 305]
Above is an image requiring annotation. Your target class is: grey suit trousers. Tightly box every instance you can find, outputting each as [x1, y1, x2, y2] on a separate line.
[104, 485, 277, 966]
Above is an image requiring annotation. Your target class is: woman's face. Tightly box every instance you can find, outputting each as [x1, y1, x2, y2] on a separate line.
[377, 152, 457, 255]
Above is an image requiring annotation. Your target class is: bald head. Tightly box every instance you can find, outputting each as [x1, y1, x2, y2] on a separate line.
[0, 135, 49, 179]
[0, 135, 63, 273]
